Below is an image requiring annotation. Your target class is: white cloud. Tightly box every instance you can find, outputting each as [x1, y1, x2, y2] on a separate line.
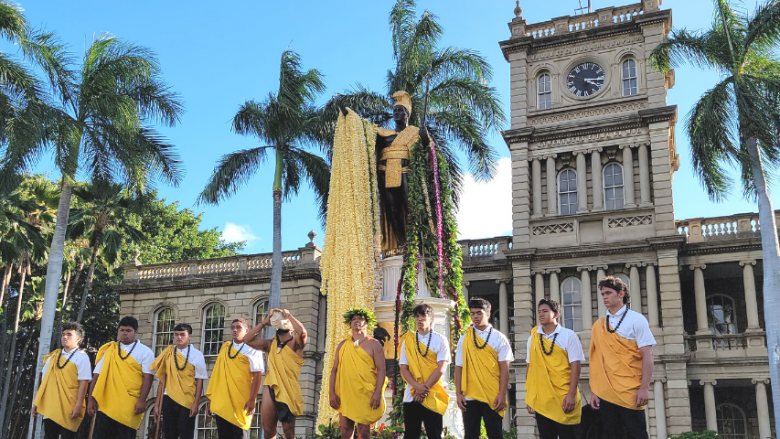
[456, 157, 513, 239]
[222, 222, 259, 244]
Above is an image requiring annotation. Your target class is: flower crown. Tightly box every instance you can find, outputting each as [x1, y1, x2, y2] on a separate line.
[342, 307, 378, 330]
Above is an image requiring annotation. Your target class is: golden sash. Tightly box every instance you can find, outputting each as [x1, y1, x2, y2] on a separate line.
[92, 342, 145, 429]
[150, 346, 196, 409]
[401, 332, 449, 415]
[264, 338, 305, 417]
[33, 350, 86, 432]
[590, 317, 645, 410]
[461, 327, 506, 417]
[335, 338, 388, 424]
[525, 327, 581, 425]
[205, 342, 254, 429]
[376, 126, 419, 188]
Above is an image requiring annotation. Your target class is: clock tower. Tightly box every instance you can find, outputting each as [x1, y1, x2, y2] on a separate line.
[499, 1, 690, 437]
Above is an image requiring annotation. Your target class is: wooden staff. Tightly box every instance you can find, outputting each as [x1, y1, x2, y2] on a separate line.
[155, 376, 167, 439]
[87, 411, 96, 439]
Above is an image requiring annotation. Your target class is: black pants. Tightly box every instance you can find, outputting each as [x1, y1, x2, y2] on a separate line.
[215, 414, 249, 439]
[162, 395, 196, 439]
[535, 412, 577, 439]
[463, 400, 503, 439]
[43, 418, 76, 439]
[403, 402, 443, 439]
[94, 411, 137, 439]
[598, 398, 648, 439]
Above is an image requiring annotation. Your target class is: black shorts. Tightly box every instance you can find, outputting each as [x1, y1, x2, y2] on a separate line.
[269, 387, 295, 423]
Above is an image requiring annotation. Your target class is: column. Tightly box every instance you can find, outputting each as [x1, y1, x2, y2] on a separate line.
[578, 267, 593, 327]
[497, 279, 509, 336]
[646, 264, 659, 327]
[701, 380, 717, 432]
[549, 269, 561, 303]
[622, 145, 636, 207]
[591, 149, 603, 210]
[628, 264, 641, 312]
[691, 264, 709, 334]
[753, 379, 771, 439]
[596, 267, 607, 317]
[532, 158, 542, 217]
[740, 260, 761, 331]
[546, 155, 557, 215]
[576, 151, 587, 213]
[534, 272, 545, 304]
[654, 380, 668, 439]
[462, 281, 470, 302]
[638, 143, 651, 205]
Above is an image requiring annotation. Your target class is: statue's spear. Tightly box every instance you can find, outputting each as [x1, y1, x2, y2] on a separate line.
[421, 67, 433, 137]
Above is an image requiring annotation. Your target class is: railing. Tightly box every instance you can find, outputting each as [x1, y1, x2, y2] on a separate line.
[460, 236, 513, 260]
[684, 332, 766, 359]
[526, 3, 645, 39]
[130, 250, 304, 281]
[675, 212, 775, 243]
[684, 333, 749, 352]
[138, 264, 189, 280]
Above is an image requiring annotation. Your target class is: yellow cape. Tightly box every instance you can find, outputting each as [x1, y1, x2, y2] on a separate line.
[461, 327, 507, 417]
[589, 317, 645, 410]
[205, 341, 255, 429]
[335, 338, 387, 424]
[401, 332, 449, 415]
[92, 342, 145, 429]
[33, 350, 86, 432]
[264, 338, 305, 417]
[525, 327, 581, 425]
[150, 346, 196, 409]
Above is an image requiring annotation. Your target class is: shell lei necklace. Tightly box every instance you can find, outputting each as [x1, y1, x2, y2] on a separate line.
[174, 344, 191, 371]
[56, 348, 77, 369]
[118, 340, 138, 361]
[352, 334, 366, 348]
[228, 342, 245, 359]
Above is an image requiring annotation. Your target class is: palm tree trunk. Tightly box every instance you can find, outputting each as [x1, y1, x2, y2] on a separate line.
[30, 180, 73, 439]
[747, 138, 780, 436]
[76, 243, 99, 323]
[268, 150, 284, 337]
[0, 264, 11, 389]
[4, 334, 32, 435]
[0, 264, 28, 433]
[0, 264, 12, 310]
[54, 262, 83, 348]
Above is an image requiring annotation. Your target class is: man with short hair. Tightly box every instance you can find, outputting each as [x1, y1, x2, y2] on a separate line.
[329, 307, 387, 439]
[151, 323, 208, 439]
[399, 304, 450, 439]
[525, 299, 584, 439]
[589, 276, 656, 439]
[205, 318, 265, 439]
[87, 316, 155, 439]
[32, 322, 92, 439]
[455, 297, 514, 439]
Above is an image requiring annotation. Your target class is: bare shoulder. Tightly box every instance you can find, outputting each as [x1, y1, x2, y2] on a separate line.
[335, 340, 346, 352]
[364, 337, 384, 353]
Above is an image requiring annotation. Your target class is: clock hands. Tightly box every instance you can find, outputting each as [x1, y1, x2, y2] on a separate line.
[584, 77, 605, 85]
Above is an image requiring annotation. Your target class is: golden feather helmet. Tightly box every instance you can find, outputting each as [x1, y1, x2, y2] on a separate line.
[392, 90, 412, 116]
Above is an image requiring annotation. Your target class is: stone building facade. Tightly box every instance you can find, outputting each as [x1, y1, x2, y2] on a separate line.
[116, 1, 776, 438]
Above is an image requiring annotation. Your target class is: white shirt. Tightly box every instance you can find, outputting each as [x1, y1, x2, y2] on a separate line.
[455, 324, 514, 401]
[229, 342, 265, 373]
[526, 324, 585, 364]
[602, 306, 656, 348]
[93, 340, 155, 375]
[42, 347, 92, 381]
[160, 345, 209, 396]
[398, 331, 450, 403]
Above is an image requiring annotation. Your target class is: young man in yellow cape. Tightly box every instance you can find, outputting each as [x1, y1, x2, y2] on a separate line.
[87, 316, 155, 439]
[399, 304, 450, 439]
[589, 276, 656, 439]
[205, 318, 265, 439]
[525, 299, 584, 439]
[329, 307, 387, 439]
[244, 308, 307, 439]
[455, 298, 514, 439]
[151, 323, 208, 439]
[32, 322, 92, 439]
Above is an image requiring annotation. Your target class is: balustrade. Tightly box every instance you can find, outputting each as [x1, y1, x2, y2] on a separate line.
[460, 236, 513, 260]
[675, 212, 772, 243]
[525, 3, 645, 39]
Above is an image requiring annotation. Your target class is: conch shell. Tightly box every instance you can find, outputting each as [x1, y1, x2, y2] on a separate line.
[270, 310, 291, 330]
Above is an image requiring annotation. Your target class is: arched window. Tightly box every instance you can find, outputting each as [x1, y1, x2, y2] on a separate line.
[558, 169, 578, 215]
[604, 163, 625, 210]
[561, 277, 583, 331]
[537, 74, 552, 110]
[707, 294, 738, 335]
[143, 404, 157, 439]
[716, 403, 747, 439]
[152, 307, 175, 356]
[254, 299, 270, 326]
[202, 302, 226, 357]
[195, 401, 218, 438]
[615, 273, 630, 289]
[622, 59, 638, 96]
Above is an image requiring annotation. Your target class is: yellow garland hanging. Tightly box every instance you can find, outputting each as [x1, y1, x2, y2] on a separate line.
[317, 109, 382, 426]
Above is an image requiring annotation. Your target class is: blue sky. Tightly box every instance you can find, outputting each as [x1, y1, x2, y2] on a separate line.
[15, 0, 778, 254]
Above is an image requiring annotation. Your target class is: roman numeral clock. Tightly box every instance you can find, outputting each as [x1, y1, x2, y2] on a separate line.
[567, 62, 605, 97]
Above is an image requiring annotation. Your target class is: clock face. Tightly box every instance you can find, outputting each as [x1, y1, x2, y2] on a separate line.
[567, 62, 605, 97]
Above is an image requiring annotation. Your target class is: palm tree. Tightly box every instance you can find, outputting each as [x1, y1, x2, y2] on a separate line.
[321, 0, 505, 195]
[0, 33, 183, 432]
[650, 0, 780, 430]
[68, 180, 143, 322]
[199, 50, 330, 315]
